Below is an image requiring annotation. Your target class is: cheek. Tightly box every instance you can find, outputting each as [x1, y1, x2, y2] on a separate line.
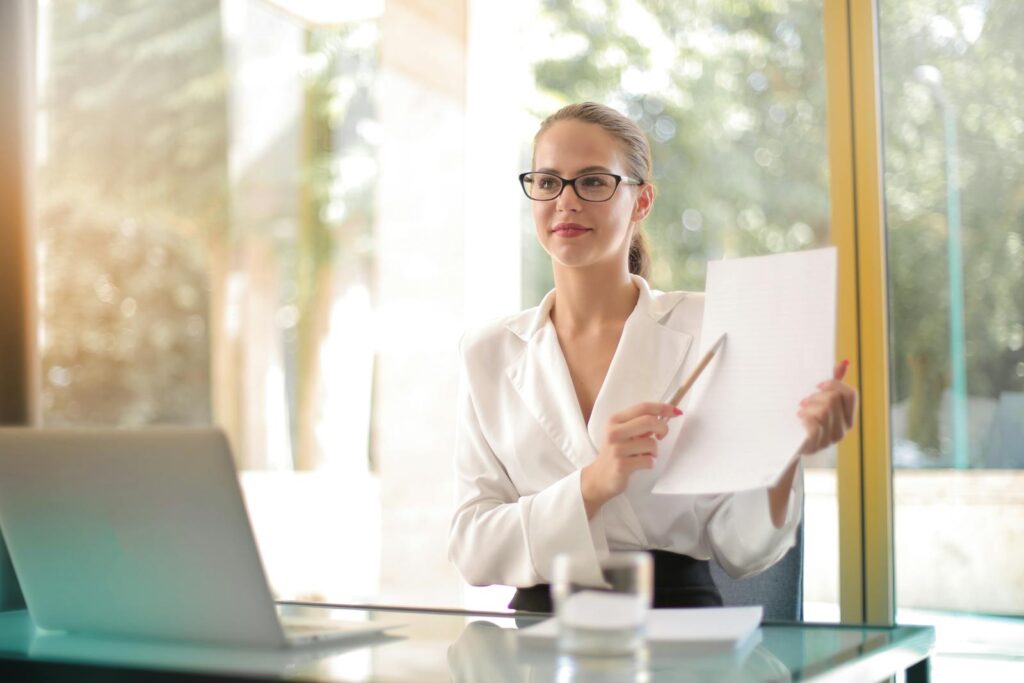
[532, 203, 552, 238]
[602, 202, 636, 238]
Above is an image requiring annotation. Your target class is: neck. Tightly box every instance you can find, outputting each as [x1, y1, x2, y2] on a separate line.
[550, 262, 639, 332]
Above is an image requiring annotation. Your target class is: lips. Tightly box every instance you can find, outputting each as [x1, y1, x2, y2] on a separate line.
[552, 222, 592, 237]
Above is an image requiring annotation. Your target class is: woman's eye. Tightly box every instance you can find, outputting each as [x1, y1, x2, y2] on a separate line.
[581, 175, 611, 187]
[536, 177, 558, 189]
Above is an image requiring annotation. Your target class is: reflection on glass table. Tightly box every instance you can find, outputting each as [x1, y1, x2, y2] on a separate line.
[0, 603, 934, 682]
[448, 619, 788, 682]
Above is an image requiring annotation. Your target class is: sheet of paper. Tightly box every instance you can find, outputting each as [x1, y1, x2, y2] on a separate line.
[560, 590, 646, 629]
[517, 606, 762, 645]
[652, 247, 837, 495]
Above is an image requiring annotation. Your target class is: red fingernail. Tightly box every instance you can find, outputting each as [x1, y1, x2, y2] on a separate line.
[672, 408, 683, 416]
[842, 359, 850, 366]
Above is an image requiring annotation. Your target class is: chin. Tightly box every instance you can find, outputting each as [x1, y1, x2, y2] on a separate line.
[545, 245, 596, 268]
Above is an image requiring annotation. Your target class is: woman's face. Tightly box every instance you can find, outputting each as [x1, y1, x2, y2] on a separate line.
[530, 119, 652, 274]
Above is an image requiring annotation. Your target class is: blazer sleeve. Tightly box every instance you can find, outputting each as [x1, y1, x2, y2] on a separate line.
[698, 462, 804, 579]
[447, 342, 609, 589]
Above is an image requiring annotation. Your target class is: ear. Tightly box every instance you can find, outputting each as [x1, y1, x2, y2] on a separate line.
[631, 183, 654, 223]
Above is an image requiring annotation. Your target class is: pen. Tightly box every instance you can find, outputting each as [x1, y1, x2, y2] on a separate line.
[667, 332, 727, 408]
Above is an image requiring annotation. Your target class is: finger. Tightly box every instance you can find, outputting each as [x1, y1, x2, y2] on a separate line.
[817, 405, 833, 447]
[834, 359, 850, 381]
[614, 414, 672, 442]
[841, 388, 857, 429]
[820, 390, 850, 424]
[615, 438, 658, 458]
[816, 379, 848, 393]
[829, 406, 844, 444]
[809, 398, 843, 446]
[799, 392, 833, 414]
[612, 402, 680, 424]
[625, 454, 657, 472]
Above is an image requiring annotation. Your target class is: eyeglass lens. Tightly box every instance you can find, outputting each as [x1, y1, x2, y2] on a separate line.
[522, 173, 618, 201]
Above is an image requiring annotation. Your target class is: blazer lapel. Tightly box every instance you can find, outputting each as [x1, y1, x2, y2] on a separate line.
[587, 278, 694, 449]
[503, 278, 696, 485]
[585, 278, 694, 547]
[505, 294, 597, 470]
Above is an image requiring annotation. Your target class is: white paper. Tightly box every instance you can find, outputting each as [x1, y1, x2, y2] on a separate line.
[518, 606, 762, 646]
[652, 247, 837, 495]
[560, 590, 647, 629]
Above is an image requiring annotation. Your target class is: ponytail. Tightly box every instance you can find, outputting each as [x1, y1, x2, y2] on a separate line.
[628, 227, 650, 279]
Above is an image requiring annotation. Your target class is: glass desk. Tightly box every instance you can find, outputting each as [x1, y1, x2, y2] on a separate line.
[0, 602, 934, 682]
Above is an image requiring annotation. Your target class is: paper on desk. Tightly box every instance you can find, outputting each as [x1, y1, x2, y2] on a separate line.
[560, 591, 646, 629]
[652, 247, 837, 495]
[517, 606, 762, 649]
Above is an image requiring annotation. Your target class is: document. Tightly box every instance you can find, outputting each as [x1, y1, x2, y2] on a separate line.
[517, 606, 763, 654]
[652, 247, 837, 495]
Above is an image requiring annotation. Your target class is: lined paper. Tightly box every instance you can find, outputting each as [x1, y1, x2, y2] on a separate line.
[652, 247, 837, 495]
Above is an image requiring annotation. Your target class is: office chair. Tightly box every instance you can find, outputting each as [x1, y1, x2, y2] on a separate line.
[0, 533, 25, 611]
[710, 522, 804, 621]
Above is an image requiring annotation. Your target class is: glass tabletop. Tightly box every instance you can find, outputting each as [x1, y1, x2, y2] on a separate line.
[0, 603, 934, 682]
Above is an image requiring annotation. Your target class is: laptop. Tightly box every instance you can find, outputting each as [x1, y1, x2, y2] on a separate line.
[0, 427, 397, 648]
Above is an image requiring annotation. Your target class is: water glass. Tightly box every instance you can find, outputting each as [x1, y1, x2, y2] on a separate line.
[552, 551, 653, 657]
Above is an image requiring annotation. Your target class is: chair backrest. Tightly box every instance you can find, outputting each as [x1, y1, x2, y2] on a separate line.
[709, 522, 803, 621]
[0, 532, 25, 612]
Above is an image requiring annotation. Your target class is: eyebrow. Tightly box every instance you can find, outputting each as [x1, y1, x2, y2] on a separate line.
[534, 165, 615, 175]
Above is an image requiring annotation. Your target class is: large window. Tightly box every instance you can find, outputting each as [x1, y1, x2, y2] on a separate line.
[879, 0, 1024, 625]
[32, 0, 847, 615]
[32, 0, 524, 610]
[34, 0, 426, 605]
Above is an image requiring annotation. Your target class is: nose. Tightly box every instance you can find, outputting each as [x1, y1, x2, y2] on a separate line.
[554, 181, 583, 212]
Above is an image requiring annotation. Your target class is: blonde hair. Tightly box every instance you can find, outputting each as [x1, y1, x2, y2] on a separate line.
[535, 102, 653, 279]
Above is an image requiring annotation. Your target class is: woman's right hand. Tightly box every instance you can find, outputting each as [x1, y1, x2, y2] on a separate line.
[580, 402, 682, 518]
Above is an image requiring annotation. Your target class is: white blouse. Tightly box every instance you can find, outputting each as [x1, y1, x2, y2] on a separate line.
[448, 275, 802, 589]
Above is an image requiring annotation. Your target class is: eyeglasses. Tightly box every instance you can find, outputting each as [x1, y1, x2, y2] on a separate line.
[518, 171, 643, 202]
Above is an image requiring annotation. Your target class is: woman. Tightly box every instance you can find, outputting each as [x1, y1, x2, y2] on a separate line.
[448, 102, 856, 612]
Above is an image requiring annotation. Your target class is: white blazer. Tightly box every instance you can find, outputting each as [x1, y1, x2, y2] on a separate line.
[448, 275, 802, 589]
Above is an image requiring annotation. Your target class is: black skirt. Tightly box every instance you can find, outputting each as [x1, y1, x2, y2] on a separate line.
[508, 550, 723, 613]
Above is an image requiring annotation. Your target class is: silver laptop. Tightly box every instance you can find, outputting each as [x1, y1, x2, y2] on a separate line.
[0, 427, 395, 648]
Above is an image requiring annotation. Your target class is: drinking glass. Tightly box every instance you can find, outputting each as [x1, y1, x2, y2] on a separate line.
[552, 551, 653, 657]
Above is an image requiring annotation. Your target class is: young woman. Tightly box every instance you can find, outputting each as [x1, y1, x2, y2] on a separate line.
[448, 102, 856, 612]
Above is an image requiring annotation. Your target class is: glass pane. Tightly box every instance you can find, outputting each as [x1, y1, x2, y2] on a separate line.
[36, 0, 222, 427]
[33, 0, 391, 605]
[32, 0, 843, 616]
[879, 0, 1024, 660]
[520, 0, 837, 620]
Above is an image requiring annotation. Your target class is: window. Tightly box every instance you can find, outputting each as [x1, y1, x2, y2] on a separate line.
[878, 0, 1024, 621]
[31, 0, 863, 617]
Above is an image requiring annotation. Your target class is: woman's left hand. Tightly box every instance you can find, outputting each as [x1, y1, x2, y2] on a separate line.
[797, 360, 858, 455]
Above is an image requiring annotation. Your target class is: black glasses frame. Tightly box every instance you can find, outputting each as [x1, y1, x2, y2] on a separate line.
[518, 171, 644, 202]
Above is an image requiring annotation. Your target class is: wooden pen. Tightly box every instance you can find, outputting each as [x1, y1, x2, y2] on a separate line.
[667, 332, 727, 408]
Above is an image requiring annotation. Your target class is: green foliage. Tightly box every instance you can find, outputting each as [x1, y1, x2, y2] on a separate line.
[531, 0, 1024, 465]
[879, 0, 1024, 460]
[528, 0, 829, 301]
